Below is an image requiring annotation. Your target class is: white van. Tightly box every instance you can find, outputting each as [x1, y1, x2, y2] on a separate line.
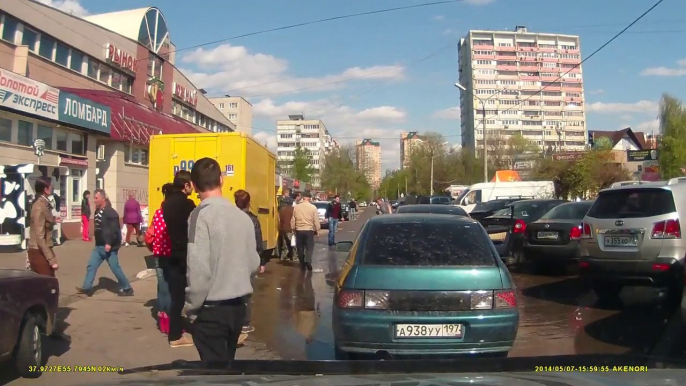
[455, 181, 555, 213]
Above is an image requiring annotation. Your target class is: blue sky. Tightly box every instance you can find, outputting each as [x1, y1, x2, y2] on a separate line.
[41, 0, 686, 171]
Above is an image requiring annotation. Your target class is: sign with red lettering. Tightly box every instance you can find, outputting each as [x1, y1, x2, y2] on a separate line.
[106, 44, 138, 73]
[172, 82, 198, 106]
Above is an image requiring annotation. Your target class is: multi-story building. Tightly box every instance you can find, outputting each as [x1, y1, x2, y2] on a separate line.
[0, 1, 233, 242]
[457, 26, 586, 153]
[356, 139, 381, 189]
[276, 114, 333, 188]
[400, 131, 422, 169]
[209, 95, 253, 134]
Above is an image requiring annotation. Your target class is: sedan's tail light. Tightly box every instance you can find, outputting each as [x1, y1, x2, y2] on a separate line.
[651, 219, 681, 239]
[364, 290, 390, 310]
[569, 224, 582, 240]
[337, 290, 363, 308]
[581, 222, 592, 239]
[470, 291, 494, 310]
[494, 290, 517, 309]
[513, 219, 527, 234]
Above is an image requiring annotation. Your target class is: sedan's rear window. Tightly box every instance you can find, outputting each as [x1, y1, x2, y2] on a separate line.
[512, 201, 563, 220]
[587, 188, 676, 219]
[541, 202, 594, 220]
[361, 221, 497, 266]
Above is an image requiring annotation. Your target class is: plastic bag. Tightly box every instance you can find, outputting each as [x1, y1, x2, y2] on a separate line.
[290, 234, 296, 247]
[121, 224, 127, 241]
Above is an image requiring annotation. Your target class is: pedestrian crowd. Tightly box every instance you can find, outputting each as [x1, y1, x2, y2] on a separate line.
[24, 163, 368, 363]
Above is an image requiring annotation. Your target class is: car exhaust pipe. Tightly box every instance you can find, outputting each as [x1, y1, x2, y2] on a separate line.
[375, 350, 393, 360]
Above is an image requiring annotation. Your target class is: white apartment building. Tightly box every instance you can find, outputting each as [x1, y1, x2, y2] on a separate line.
[209, 95, 253, 134]
[356, 139, 382, 189]
[276, 114, 335, 188]
[457, 26, 586, 153]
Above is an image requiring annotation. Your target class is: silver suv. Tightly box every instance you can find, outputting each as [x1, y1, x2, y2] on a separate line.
[579, 178, 686, 302]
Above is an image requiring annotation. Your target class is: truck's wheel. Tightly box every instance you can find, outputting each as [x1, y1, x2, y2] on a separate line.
[14, 314, 43, 378]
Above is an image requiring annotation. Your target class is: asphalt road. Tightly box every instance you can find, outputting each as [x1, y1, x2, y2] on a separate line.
[248, 207, 684, 360]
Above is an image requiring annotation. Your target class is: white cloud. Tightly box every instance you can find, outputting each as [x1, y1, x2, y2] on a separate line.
[589, 89, 605, 95]
[465, 0, 496, 5]
[253, 131, 277, 152]
[433, 15, 445, 21]
[641, 59, 686, 77]
[586, 100, 658, 114]
[36, 0, 89, 16]
[433, 106, 461, 120]
[180, 44, 406, 97]
[252, 98, 407, 171]
[620, 114, 634, 121]
[635, 119, 659, 132]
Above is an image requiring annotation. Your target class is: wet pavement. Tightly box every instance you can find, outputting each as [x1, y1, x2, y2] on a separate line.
[248, 208, 683, 360]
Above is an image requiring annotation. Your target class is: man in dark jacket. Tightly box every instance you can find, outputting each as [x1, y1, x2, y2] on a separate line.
[76, 189, 133, 297]
[325, 195, 343, 246]
[160, 171, 197, 348]
[277, 197, 294, 260]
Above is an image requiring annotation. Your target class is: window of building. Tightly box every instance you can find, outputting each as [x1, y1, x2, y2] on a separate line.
[124, 145, 149, 166]
[37, 125, 53, 150]
[229, 113, 237, 120]
[21, 28, 38, 52]
[18, 120, 33, 146]
[56, 130, 67, 152]
[219, 103, 225, 109]
[55, 42, 69, 66]
[120, 75, 132, 94]
[68, 132, 85, 155]
[87, 58, 99, 79]
[98, 65, 111, 84]
[0, 118, 11, 142]
[71, 169, 83, 204]
[111, 72, 121, 90]
[148, 53, 163, 79]
[230, 103, 238, 109]
[38, 34, 55, 60]
[1, 14, 19, 43]
[70, 49, 84, 72]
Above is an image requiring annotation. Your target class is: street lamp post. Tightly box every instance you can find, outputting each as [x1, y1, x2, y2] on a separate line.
[455, 83, 488, 183]
[424, 140, 449, 196]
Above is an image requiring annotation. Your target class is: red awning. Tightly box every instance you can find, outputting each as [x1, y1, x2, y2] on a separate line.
[59, 88, 201, 145]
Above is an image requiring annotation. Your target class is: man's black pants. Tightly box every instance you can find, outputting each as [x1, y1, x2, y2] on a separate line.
[160, 261, 186, 342]
[295, 230, 315, 265]
[192, 298, 246, 362]
[277, 230, 293, 258]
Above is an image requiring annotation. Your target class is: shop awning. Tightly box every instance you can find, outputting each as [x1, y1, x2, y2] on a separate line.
[59, 88, 202, 145]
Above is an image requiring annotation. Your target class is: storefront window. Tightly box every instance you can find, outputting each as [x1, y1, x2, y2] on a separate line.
[121, 75, 132, 94]
[18, 120, 33, 146]
[56, 131, 67, 152]
[21, 27, 37, 51]
[68, 132, 84, 155]
[1, 15, 18, 43]
[38, 34, 55, 60]
[111, 72, 121, 90]
[37, 125, 53, 150]
[0, 118, 11, 142]
[124, 146, 149, 167]
[99, 65, 111, 84]
[71, 169, 83, 204]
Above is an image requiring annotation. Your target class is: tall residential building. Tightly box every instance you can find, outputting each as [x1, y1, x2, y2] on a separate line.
[457, 26, 586, 153]
[209, 95, 253, 134]
[276, 114, 333, 188]
[400, 132, 423, 169]
[356, 139, 382, 189]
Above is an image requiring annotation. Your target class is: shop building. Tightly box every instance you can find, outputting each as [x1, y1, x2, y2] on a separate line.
[0, 1, 235, 241]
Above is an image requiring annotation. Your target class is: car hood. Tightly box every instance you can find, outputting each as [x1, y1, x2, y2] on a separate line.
[0, 268, 43, 280]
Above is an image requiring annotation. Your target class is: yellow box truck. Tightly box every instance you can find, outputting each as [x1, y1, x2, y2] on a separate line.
[148, 132, 277, 252]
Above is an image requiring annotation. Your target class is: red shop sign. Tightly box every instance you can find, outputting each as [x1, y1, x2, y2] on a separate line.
[106, 44, 138, 73]
[173, 82, 198, 106]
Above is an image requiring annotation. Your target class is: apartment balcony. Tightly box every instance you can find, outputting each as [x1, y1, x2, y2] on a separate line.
[560, 58, 581, 65]
[562, 77, 583, 84]
[473, 53, 496, 60]
[495, 45, 517, 52]
[496, 64, 518, 72]
[564, 103, 584, 110]
[562, 48, 580, 55]
[564, 96, 582, 103]
[516, 45, 538, 52]
[541, 74, 560, 82]
[566, 67, 581, 74]
[543, 85, 562, 92]
[541, 56, 559, 63]
[522, 114, 543, 121]
[498, 93, 519, 99]
[517, 56, 538, 63]
[497, 73, 520, 81]
[519, 74, 540, 81]
[538, 46, 557, 53]
[473, 43, 494, 50]
[474, 62, 497, 69]
[542, 104, 564, 111]
[521, 83, 541, 91]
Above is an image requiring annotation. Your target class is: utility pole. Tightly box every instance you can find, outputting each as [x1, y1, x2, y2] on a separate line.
[405, 177, 408, 195]
[430, 149, 434, 196]
[481, 102, 487, 183]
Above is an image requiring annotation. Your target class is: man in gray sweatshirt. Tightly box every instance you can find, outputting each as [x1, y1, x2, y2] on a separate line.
[185, 157, 260, 362]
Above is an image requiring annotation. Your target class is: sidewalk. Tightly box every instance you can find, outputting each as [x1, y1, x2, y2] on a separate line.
[0, 241, 280, 386]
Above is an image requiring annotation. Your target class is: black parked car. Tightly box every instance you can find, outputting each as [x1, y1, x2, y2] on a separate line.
[395, 204, 469, 217]
[523, 201, 594, 269]
[481, 199, 567, 260]
[470, 198, 527, 225]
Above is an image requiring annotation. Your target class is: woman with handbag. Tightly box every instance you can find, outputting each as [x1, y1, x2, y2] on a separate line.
[146, 183, 173, 335]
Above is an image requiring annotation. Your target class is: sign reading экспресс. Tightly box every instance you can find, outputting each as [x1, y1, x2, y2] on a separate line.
[58, 92, 111, 135]
[0, 69, 59, 120]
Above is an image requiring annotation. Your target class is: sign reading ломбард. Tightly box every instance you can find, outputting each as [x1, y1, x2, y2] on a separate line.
[0, 69, 59, 120]
[58, 92, 111, 135]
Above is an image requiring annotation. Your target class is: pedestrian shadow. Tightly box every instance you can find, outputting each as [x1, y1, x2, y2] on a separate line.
[0, 307, 73, 383]
[90, 277, 125, 295]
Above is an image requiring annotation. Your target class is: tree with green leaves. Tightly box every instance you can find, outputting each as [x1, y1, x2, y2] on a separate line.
[290, 145, 315, 183]
[320, 145, 371, 201]
[657, 94, 686, 179]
